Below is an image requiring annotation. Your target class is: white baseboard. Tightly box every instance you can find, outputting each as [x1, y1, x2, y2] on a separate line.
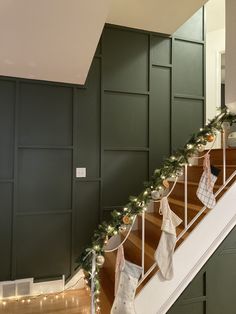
[0, 270, 85, 300]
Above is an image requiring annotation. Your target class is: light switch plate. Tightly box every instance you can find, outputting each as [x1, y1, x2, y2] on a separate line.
[76, 167, 86, 178]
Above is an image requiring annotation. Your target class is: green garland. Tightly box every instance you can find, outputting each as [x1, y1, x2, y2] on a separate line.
[77, 107, 236, 312]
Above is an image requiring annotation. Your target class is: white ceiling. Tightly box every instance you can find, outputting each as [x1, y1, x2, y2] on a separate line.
[0, 0, 209, 85]
[107, 0, 208, 34]
[0, 0, 108, 85]
[205, 0, 225, 32]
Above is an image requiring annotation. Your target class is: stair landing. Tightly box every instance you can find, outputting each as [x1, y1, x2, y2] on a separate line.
[0, 289, 90, 314]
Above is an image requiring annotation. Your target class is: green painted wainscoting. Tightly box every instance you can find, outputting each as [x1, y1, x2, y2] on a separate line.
[0, 8, 205, 282]
[168, 225, 236, 314]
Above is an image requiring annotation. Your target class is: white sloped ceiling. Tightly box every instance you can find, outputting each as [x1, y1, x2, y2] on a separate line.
[0, 0, 108, 85]
[107, 0, 208, 34]
[0, 0, 208, 85]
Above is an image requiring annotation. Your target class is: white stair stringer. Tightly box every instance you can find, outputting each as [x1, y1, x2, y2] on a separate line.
[135, 181, 236, 314]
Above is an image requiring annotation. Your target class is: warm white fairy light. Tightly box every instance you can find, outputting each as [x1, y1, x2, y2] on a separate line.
[107, 225, 113, 233]
[161, 175, 165, 179]
[187, 144, 193, 149]
[143, 190, 148, 196]
[93, 245, 100, 251]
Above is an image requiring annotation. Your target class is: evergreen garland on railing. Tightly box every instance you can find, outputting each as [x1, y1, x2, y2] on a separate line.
[77, 107, 236, 312]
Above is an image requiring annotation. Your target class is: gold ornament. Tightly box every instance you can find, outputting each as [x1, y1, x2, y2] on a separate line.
[123, 215, 131, 225]
[119, 225, 127, 232]
[206, 134, 214, 142]
[162, 179, 169, 189]
[96, 255, 105, 267]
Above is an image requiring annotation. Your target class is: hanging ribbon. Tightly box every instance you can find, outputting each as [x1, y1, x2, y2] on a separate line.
[90, 250, 96, 314]
[203, 153, 213, 189]
[114, 245, 125, 296]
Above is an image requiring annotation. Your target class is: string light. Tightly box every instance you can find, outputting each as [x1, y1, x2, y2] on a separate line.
[76, 107, 236, 314]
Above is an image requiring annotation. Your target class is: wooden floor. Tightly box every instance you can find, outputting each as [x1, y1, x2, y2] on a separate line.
[0, 289, 90, 314]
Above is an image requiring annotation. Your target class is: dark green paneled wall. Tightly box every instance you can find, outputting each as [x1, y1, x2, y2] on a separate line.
[168, 225, 236, 314]
[0, 8, 205, 282]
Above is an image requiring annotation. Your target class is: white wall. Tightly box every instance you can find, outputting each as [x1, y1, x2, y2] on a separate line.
[206, 28, 225, 123]
[205, 0, 225, 148]
[107, 0, 208, 34]
[0, 0, 108, 85]
[225, 0, 236, 104]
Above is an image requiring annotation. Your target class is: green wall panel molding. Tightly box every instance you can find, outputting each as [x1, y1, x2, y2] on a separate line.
[150, 66, 171, 172]
[18, 83, 73, 147]
[104, 92, 149, 148]
[0, 183, 13, 280]
[151, 36, 172, 66]
[174, 8, 204, 42]
[169, 226, 236, 314]
[173, 40, 204, 97]
[103, 28, 149, 92]
[0, 6, 205, 282]
[102, 151, 148, 207]
[15, 213, 71, 280]
[77, 58, 101, 179]
[0, 80, 15, 179]
[18, 149, 72, 213]
[172, 98, 204, 150]
[74, 181, 100, 262]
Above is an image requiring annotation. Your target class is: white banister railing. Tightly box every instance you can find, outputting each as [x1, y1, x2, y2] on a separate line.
[137, 128, 236, 288]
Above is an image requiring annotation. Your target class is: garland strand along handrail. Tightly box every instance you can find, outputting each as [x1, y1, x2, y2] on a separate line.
[77, 107, 236, 312]
[137, 166, 236, 288]
[153, 176, 178, 202]
[104, 215, 137, 253]
[191, 135, 217, 160]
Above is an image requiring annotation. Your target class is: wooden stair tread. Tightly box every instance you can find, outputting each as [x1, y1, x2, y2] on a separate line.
[190, 164, 236, 168]
[100, 152, 235, 307]
[203, 148, 236, 151]
[176, 180, 228, 190]
[168, 197, 202, 212]
[127, 230, 155, 260]
[145, 212, 189, 239]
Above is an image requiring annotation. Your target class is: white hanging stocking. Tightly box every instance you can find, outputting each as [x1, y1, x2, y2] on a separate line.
[154, 197, 182, 280]
[196, 153, 220, 209]
[111, 246, 142, 314]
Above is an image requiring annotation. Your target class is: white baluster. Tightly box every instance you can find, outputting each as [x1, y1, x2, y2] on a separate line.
[141, 211, 145, 278]
[184, 164, 188, 229]
[222, 128, 226, 185]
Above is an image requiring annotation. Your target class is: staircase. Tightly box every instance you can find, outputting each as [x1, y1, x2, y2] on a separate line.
[99, 148, 236, 313]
